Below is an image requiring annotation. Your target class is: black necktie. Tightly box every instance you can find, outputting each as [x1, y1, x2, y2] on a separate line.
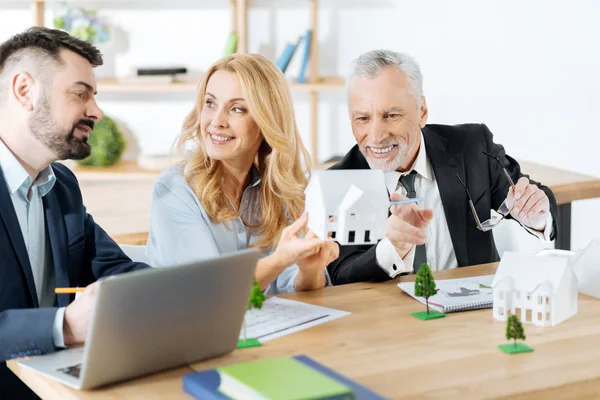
[397, 171, 427, 273]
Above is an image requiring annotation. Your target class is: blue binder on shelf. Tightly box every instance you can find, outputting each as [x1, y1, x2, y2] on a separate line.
[296, 29, 312, 83]
[182, 355, 387, 400]
[276, 36, 302, 73]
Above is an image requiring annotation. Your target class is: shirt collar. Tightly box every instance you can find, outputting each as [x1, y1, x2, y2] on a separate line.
[384, 130, 433, 194]
[0, 138, 56, 197]
[36, 165, 57, 197]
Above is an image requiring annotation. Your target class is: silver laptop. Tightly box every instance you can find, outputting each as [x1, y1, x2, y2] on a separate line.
[18, 248, 260, 390]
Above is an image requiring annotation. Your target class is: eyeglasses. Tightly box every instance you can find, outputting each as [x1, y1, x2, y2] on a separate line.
[456, 151, 516, 232]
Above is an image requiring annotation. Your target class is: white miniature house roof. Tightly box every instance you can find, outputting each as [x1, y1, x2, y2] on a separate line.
[492, 251, 571, 295]
[338, 185, 368, 212]
[306, 170, 389, 215]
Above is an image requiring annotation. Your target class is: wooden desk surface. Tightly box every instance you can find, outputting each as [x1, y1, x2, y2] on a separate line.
[520, 161, 600, 205]
[8, 263, 600, 399]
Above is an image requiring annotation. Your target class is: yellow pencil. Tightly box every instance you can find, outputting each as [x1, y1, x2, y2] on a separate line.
[55, 287, 85, 294]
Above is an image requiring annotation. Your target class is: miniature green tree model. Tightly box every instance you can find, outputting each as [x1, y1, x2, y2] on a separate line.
[411, 264, 445, 320]
[414, 263, 436, 314]
[238, 277, 265, 349]
[506, 314, 525, 347]
[248, 277, 266, 311]
[498, 315, 534, 354]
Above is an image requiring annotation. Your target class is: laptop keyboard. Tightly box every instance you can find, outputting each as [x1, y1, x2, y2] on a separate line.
[57, 363, 82, 378]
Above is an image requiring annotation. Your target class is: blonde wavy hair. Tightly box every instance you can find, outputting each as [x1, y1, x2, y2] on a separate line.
[177, 53, 311, 250]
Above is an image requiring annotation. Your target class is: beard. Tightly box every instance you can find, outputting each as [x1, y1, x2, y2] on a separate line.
[29, 96, 94, 160]
[359, 140, 410, 172]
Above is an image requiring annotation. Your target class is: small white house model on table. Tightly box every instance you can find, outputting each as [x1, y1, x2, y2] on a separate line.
[535, 239, 600, 298]
[492, 251, 578, 327]
[304, 170, 389, 245]
[570, 238, 600, 298]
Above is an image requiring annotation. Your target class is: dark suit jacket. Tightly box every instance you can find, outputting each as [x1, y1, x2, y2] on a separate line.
[327, 123, 558, 285]
[0, 162, 149, 399]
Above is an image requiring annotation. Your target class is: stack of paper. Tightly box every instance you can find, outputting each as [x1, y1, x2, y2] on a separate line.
[241, 297, 350, 343]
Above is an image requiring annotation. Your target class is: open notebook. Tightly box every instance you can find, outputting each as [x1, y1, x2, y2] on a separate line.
[398, 275, 494, 313]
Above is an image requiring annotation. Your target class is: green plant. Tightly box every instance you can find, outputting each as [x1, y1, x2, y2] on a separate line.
[414, 263, 437, 314]
[506, 314, 526, 347]
[76, 115, 125, 167]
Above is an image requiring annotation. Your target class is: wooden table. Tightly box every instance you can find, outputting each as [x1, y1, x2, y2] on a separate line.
[520, 161, 600, 250]
[8, 263, 600, 399]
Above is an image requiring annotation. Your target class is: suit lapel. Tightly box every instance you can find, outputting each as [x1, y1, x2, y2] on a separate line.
[423, 128, 470, 267]
[43, 189, 72, 307]
[0, 170, 39, 306]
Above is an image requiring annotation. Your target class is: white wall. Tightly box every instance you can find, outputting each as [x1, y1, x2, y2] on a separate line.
[1, 0, 598, 249]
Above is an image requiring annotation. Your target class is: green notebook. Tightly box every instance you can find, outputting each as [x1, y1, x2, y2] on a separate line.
[217, 357, 354, 400]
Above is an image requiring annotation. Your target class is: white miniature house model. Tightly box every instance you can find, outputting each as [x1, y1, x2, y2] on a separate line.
[305, 170, 389, 245]
[570, 238, 600, 298]
[492, 252, 578, 327]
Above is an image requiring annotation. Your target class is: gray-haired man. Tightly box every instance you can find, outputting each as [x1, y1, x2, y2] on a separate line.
[327, 50, 557, 284]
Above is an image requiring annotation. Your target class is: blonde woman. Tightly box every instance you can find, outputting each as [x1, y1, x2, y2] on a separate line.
[145, 54, 338, 293]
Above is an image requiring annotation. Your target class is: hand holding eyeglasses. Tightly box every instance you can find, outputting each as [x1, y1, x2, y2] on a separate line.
[387, 192, 434, 258]
[458, 151, 550, 233]
[506, 177, 550, 231]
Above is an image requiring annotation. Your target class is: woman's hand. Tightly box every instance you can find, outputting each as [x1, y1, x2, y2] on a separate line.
[272, 213, 323, 268]
[255, 213, 325, 290]
[295, 231, 339, 291]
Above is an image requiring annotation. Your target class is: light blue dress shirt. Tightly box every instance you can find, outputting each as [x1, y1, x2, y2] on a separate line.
[146, 165, 325, 294]
[0, 139, 66, 348]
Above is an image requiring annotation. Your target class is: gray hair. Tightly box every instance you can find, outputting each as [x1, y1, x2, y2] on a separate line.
[349, 50, 424, 108]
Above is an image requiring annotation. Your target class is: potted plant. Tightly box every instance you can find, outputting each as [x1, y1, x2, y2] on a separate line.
[54, 6, 110, 44]
[76, 115, 125, 167]
[54, 5, 116, 78]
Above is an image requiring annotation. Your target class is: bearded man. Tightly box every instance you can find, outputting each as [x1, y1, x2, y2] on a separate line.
[327, 49, 557, 284]
[0, 27, 148, 399]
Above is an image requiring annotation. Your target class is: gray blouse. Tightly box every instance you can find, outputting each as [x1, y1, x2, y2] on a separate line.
[145, 165, 306, 294]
